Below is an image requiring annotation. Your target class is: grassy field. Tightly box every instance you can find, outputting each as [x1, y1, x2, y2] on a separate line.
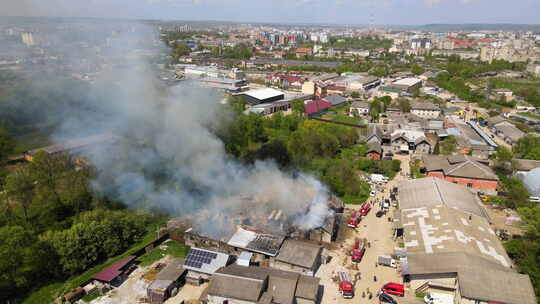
[136, 240, 190, 267]
[491, 79, 540, 89]
[22, 218, 169, 304]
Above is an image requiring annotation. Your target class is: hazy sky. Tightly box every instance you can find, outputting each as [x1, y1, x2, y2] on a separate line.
[1, 0, 539, 25]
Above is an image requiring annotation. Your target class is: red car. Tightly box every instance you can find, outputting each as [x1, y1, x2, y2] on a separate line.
[360, 203, 371, 216]
[381, 283, 405, 297]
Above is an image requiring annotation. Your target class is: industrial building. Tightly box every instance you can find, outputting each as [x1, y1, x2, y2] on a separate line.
[394, 177, 536, 304]
[239, 88, 285, 105]
[206, 265, 320, 304]
[389, 77, 423, 92]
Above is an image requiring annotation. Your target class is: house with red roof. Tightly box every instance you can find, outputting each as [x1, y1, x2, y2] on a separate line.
[304, 99, 332, 116]
[449, 38, 475, 48]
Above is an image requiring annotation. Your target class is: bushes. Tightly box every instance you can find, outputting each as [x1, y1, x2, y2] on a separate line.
[40, 210, 150, 276]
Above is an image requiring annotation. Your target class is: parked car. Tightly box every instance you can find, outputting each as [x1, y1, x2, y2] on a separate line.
[381, 283, 404, 297]
[379, 292, 398, 304]
[370, 190, 376, 197]
[376, 210, 385, 217]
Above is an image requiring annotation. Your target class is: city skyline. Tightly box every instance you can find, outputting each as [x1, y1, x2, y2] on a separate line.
[1, 0, 540, 26]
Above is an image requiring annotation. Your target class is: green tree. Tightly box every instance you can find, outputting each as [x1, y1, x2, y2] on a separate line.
[291, 98, 305, 114]
[398, 98, 411, 113]
[495, 146, 514, 173]
[411, 64, 425, 76]
[440, 136, 458, 155]
[514, 136, 540, 160]
[0, 226, 53, 301]
[4, 167, 35, 224]
[0, 128, 14, 164]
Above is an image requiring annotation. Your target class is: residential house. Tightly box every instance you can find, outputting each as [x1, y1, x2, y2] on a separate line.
[367, 141, 382, 160]
[390, 129, 434, 154]
[493, 121, 525, 145]
[349, 101, 370, 117]
[421, 154, 499, 194]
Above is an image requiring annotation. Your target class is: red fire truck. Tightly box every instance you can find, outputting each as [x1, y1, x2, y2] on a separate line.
[338, 271, 354, 299]
[347, 210, 362, 228]
[351, 239, 366, 263]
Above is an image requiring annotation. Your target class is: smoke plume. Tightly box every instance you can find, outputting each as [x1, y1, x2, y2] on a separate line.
[36, 23, 335, 238]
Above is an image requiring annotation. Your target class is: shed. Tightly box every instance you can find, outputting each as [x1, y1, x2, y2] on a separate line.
[92, 255, 136, 286]
[147, 258, 187, 304]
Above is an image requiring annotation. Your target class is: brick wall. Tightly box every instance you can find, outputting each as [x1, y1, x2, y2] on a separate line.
[427, 172, 498, 192]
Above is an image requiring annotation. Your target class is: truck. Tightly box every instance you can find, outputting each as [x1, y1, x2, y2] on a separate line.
[423, 292, 454, 304]
[338, 271, 354, 299]
[360, 203, 371, 216]
[351, 239, 366, 263]
[348, 210, 362, 228]
[370, 174, 389, 184]
[377, 255, 397, 268]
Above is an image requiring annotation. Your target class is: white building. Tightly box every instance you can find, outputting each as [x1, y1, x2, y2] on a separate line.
[411, 102, 441, 119]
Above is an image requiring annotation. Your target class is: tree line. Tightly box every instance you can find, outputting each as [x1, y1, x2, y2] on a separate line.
[217, 98, 402, 204]
[0, 150, 152, 302]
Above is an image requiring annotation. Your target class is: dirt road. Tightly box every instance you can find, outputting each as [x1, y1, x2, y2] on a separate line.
[317, 155, 419, 304]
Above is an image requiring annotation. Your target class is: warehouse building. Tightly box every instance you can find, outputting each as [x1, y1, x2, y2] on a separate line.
[238, 88, 285, 105]
[390, 77, 423, 92]
[394, 178, 536, 304]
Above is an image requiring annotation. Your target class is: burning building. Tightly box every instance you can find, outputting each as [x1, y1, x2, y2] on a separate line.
[178, 190, 344, 271]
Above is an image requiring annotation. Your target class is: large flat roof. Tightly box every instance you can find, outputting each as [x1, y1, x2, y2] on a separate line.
[401, 205, 510, 267]
[393, 77, 422, 87]
[241, 88, 284, 101]
[406, 252, 536, 304]
[397, 177, 489, 218]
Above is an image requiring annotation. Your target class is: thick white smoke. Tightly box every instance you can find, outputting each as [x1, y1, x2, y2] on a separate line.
[45, 24, 333, 238]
